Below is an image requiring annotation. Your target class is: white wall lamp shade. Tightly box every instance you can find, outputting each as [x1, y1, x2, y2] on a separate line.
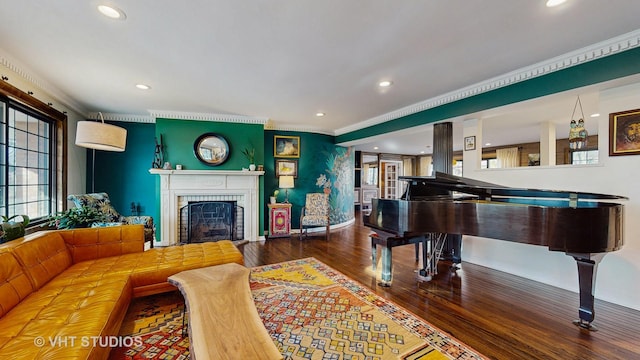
[75, 120, 127, 152]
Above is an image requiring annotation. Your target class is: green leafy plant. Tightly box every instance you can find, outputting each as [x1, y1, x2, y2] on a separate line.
[1, 215, 30, 243]
[242, 147, 255, 164]
[46, 206, 109, 229]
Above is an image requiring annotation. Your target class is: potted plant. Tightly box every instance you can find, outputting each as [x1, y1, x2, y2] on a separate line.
[242, 147, 256, 171]
[270, 189, 279, 204]
[46, 206, 108, 229]
[1, 215, 30, 243]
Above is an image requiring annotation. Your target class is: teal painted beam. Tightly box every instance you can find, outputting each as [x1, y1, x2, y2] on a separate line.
[336, 46, 640, 144]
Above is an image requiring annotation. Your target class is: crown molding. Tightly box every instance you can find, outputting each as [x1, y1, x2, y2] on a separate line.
[87, 112, 154, 123]
[0, 48, 88, 116]
[148, 109, 269, 125]
[334, 29, 640, 136]
[263, 119, 334, 135]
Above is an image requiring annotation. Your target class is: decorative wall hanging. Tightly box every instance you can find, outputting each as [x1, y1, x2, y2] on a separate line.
[568, 96, 588, 150]
[193, 133, 230, 166]
[274, 135, 300, 158]
[275, 159, 298, 177]
[464, 136, 476, 151]
[609, 108, 640, 156]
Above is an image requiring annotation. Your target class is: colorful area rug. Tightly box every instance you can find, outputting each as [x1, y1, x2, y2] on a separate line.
[110, 258, 485, 359]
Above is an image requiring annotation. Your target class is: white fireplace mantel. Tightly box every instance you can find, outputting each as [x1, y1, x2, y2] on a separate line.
[149, 169, 264, 246]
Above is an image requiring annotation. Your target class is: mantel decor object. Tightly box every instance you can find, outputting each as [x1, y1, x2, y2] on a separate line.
[242, 147, 256, 171]
[152, 134, 165, 169]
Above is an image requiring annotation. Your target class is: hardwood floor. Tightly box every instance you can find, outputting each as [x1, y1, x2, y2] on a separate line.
[241, 215, 640, 360]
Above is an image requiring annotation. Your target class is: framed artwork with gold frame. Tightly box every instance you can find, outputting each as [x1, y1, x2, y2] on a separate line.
[609, 108, 640, 156]
[274, 135, 300, 158]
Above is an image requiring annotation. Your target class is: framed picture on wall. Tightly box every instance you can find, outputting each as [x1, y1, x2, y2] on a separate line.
[275, 159, 298, 178]
[362, 189, 378, 204]
[274, 135, 300, 158]
[609, 108, 640, 156]
[464, 136, 476, 151]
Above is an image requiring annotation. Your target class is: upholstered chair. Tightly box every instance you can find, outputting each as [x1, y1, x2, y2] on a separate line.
[299, 193, 330, 240]
[67, 192, 155, 246]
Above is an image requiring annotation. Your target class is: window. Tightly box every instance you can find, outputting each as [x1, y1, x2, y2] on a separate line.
[481, 158, 498, 169]
[0, 98, 58, 224]
[452, 160, 463, 176]
[571, 150, 599, 165]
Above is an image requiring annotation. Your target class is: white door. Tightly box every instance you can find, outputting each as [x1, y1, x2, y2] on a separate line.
[383, 161, 403, 199]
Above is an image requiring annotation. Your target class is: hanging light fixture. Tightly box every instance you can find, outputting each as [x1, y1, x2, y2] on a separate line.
[75, 112, 127, 151]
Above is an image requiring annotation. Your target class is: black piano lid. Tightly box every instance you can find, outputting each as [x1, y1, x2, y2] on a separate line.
[400, 172, 628, 201]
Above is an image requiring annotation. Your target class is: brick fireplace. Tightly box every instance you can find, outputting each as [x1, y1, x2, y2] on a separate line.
[149, 169, 264, 246]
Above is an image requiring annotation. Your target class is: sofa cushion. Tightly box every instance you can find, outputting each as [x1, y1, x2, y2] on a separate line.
[0, 274, 132, 359]
[55, 240, 244, 290]
[9, 232, 72, 290]
[126, 240, 245, 288]
[57, 225, 145, 263]
[0, 251, 34, 318]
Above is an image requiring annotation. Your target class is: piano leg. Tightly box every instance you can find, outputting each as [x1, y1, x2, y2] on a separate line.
[370, 232, 392, 286]
[570, 252, 605, 331]
[441, 234, 462, 265]
[380, 246, 392, 286]
[371, 238, 377, 272]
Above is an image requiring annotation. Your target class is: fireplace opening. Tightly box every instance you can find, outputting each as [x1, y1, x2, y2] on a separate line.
[179, 201, 244, 243]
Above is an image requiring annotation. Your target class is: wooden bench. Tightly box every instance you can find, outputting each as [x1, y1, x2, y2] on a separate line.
[168, 263, 282, 360]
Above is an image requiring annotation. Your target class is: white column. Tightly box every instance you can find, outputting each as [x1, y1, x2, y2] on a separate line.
[463, 119, 482, 174]
[540, 122, 556, 166]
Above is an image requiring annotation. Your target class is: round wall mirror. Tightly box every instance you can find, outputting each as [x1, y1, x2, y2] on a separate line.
[193, 133, 230, 166]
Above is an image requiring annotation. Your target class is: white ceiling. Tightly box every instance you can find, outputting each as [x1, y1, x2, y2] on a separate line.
[1, 1, 639, 152]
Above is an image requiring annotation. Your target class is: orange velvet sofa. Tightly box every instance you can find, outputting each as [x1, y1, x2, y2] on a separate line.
[0, 225, 243, 359]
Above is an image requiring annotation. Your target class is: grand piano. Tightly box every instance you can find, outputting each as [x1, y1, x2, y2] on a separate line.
[364, 172, 627, 330]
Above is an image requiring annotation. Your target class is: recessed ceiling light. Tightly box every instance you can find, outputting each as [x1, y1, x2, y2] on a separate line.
[98, 4, 126, 20]
[373, 146, 379, 150]
[590, 113, 600, 117]
[136, 84, 151, 90]
[378, 80, 393, 87]
[485, 143, 491, 146]
[316, 112, 325, 117]
[546, 0, 567, 7]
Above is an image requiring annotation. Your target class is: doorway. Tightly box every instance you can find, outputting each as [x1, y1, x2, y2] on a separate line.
[380, 160, 403, 199]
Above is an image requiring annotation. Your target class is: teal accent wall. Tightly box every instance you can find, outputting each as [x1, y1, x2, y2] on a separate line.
[86, 119, 356, 243]
[337, 46, 640, 144]
[264, 130, 354, 229]
[154, 118, 265, 170]
[154, 118, 265, 240]
[88, 121, 156, 219]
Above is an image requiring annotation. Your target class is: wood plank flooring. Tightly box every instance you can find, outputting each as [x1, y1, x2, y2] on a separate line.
[240, 215, 640, 360]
